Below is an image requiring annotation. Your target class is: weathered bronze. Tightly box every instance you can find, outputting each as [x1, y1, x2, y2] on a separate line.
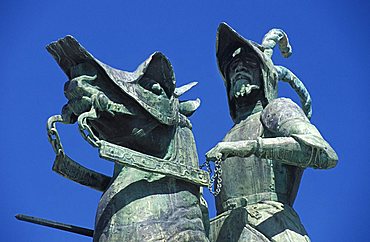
[205, 23, 338, 242]
[45, 36, 210, 241]
[15, 214, 94, 237]
[17, 23, 338, 242]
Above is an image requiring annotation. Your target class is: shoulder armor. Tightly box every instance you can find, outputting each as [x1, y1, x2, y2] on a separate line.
[261, 98, 309, 134]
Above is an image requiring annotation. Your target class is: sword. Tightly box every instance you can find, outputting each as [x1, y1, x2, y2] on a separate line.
[15, 214, 94, 237]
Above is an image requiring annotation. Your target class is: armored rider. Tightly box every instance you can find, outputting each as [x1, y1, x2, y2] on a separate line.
[206, 23, 338, 242]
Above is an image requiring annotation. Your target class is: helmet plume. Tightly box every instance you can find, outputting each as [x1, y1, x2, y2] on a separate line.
[261, 28, 312, 119]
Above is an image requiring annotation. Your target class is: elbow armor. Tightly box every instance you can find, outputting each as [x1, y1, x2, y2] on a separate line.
[261, 98, 338, 169]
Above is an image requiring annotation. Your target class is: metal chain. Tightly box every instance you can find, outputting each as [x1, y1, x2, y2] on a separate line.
[77, 108, 100, 148]
[47, 115, 65, 156]
[200, 158, 223, 196]
[46, 109, 101, 158]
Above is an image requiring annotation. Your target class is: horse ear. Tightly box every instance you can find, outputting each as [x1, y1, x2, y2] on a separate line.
[179, 98, 201, 117]
[174, 82, 198, 97]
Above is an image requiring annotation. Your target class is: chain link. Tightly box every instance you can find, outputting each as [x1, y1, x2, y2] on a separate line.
[47, 115, 65, 156]
[47, 107, 101, 157]
[77, 108, 100, 148]
[200, 158, 223, 196]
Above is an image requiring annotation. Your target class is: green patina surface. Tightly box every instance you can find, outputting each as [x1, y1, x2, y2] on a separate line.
[205, 23, 337, 242]
[39, 23, 338, 242]
[46, 35, 210, 241]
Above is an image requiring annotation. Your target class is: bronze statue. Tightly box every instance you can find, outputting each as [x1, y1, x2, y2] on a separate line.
[45, 36, 210, 242]
[205, 23, 338, 242]
[16, 23, 338, 242]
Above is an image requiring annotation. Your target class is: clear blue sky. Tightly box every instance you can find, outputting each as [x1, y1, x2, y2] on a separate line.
[1, 1, 369, 241]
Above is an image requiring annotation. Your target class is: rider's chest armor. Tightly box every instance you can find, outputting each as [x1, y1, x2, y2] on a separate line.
[215, 111, 303, 215]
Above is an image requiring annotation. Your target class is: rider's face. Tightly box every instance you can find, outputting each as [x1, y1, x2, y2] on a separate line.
[228, 48, 262, 101]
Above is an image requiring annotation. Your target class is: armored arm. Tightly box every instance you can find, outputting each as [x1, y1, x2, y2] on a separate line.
[258, 98, 337, 169]
[254, 134, 337, 169]
[210, 135, 337, 169]
[206, 98, 338, 169]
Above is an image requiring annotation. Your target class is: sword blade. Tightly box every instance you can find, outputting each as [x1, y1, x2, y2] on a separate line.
[15, 214, 94, 237]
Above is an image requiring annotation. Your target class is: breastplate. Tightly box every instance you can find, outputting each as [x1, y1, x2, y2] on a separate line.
[215, 112, 303, 214]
